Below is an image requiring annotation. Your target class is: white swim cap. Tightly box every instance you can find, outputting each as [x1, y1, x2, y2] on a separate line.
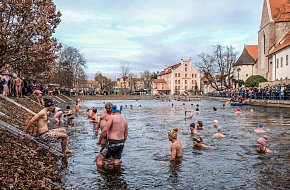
[214, 120, 218, 123]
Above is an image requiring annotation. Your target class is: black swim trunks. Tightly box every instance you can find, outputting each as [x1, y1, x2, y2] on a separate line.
[100, 139, 125, 159]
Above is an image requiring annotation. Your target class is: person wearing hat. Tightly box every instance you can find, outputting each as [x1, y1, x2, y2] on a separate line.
[24, 98, 72, 155]
[256, 137, 271, 154]
[96, 104, 128, 168]
[212, 120, 226, 138]
[168, 128, 183, 161]
[235, 107, 241, 115]
[192, 136, 209, 148]
[254, 123, 268, 133]
[96, 102, 112, 148]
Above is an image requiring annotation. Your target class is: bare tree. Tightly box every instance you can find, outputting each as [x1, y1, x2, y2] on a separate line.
[55, 46, 87, 88]
[140, 70, 156, 90]
[120, 62, 130, 88]
[94, 71, 113, 93]
[198, 44, 237, 91]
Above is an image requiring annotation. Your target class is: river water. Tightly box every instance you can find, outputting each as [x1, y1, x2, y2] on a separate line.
[60, 99, 290, 190]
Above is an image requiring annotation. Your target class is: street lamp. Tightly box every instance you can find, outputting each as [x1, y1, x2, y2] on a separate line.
[237, 67, 241, 87]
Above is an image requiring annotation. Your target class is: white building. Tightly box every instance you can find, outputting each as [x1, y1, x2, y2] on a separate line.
[269, 30, 290, 81]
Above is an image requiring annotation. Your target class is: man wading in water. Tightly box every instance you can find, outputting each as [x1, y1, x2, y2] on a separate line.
[96, 105, 128, 168]
[168, 128, 183, 161]
[95, 102, 112, 149]
[24, 98, 73, 155]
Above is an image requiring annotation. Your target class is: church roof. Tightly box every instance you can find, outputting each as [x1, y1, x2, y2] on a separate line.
[269, 30, 290, 54]
[269, 0, 290, 22]
[245, 45, 258, 62]
[233, 45, 258, 66]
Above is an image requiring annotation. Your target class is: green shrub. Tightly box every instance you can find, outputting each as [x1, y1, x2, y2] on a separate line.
[245, 75, 267, 87]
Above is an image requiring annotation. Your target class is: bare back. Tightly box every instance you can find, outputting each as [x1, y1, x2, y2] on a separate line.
[33, 109, 49, 135]
[107, 113, 128, 141]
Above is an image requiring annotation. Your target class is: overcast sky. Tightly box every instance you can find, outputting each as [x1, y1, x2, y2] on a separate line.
[53, 0, 263, 79]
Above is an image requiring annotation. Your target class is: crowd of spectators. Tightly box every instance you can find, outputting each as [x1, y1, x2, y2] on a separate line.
[0, 69, 101, 97]
[206, 84, 290, 100]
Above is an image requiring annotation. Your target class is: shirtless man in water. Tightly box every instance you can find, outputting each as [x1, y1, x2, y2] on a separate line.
[168, 128, 183, 161]
[95, 102, 112, 148]
[96, 104, 128, 168]
[30, 89, 44, 106]
[23, 98, 72, 155]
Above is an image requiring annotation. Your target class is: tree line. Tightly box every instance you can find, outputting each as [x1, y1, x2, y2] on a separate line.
[0, 0, 86, 88]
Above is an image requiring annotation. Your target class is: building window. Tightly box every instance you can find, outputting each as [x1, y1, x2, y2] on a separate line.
[195, 74, 197, 78]
[286, 55, 289, 66]
[281, 57, 283, 67]
[178, 73, 180, 77]
[277, 59, 279, 68]
[175, 80, 177, 84]
[185, 68, 187, 72]
[175, 73, 177, 77]
[185, 74, 187, 78]
[178, 86, 180, 90]
[192, 74, 194, 78]
[185, 64, 187, 67]
[178, 80, 180, 84]
[185, 86, 187, 90]
[246, 74, 248, 77]
[175, 86, 177, 90]
[185, 80, 187, 84]
[192, 80, 194, 84]
[263, 34, 266, 54]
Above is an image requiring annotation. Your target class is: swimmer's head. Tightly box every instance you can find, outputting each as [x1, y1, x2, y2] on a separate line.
[257, 137, 266, 146]
[168, 128, 178, 139]
[258, 123, 264, 129]
[250, 109, 254, 112]
[214, 120, 218, 124]
[92, 108, 97, 113]
[190, 123, 195, 129]
[44, 98, 55, 108]
[112, 105, 123, 113]
[237, 107, 241, 111]
[213, 107, 217, 111]
[196, 108, 199, 111]
[66, 106, 70, 109]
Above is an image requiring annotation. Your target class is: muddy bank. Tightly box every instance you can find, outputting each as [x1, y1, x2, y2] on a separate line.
[0, 97, 62, 189]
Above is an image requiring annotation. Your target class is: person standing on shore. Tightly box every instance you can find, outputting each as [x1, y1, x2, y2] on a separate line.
[23, 98, 72, 155]
[96, 105, 128, 168]
[13, 74, 23, 98]
[1, 70, 9, 97]
[168, 128, 183, 161]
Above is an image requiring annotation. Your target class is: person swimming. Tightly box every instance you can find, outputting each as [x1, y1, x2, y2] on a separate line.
[192, 136, 208, 148]
[212, 120, 226, 138]
[254, 123, 268, 133]
[256, 137, 271, 154]
[235, 107, 241, 114]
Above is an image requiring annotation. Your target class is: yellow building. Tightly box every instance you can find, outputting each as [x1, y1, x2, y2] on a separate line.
[152, 59, 200, 95]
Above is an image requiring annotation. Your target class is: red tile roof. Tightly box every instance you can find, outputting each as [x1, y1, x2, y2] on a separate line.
[269, 30, 290, 54]
[245, 45, 258, 61]
[269, 0, 290, 22]
[158, 63, 181, 76]
[153, 79, 166, 83]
